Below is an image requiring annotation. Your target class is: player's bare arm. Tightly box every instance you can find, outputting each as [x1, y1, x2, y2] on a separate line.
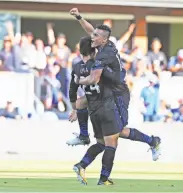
[70, 8, 94, 35]
[76, 69, 103, 85]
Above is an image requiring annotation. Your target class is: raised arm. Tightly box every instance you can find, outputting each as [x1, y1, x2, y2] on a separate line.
[70, 8, 94, 35]
[46, 23, 55, 45]
[118, 23, 136, 46]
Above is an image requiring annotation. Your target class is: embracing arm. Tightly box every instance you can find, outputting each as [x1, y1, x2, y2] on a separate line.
[79, 69, 103, 85]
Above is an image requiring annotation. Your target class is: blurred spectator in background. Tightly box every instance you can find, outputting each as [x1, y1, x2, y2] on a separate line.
[147, 38, 167, 76]
[47, 23, 71, 98]
[173, 104, 183, 122]
[34, 39, 47, 70]
[140, 74, 160, 122]
[157, 100, 172, 122]
[0, 101, 21, 120]
[168, 49, 183, 76]
[21, 32, 36, 69]
[103, 19, 136, 51]
[133, 56, 149, 77]
[0, 36, 21, 71]
[47, 23, 71, 68]
[68, 43, 81, 68]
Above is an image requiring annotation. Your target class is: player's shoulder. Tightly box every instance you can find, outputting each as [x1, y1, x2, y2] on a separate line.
[73, 60, 84, 70]
[86, 59, 95, 66]
[102, 41, 118, 57]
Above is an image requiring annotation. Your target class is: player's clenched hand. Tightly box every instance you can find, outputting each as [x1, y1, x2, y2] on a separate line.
[69, 109, 77, 122]
[70, 8, 80, 17]
[74, 74, 80, 84]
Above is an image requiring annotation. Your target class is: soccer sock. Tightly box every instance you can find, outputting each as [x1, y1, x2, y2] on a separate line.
[127, 128, 153, 146]
[77, 108, 89, 137]
[80, 143, 105, 169]
[100, 146, 116, 182]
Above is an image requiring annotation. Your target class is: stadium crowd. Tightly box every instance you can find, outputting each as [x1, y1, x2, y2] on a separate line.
[0, 19, 183, 122]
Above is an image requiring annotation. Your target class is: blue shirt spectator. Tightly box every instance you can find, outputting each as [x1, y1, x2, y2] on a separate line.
[168, 49, 183, 76]
[140, 75, 160, 122]
[173, 104, 183, 122]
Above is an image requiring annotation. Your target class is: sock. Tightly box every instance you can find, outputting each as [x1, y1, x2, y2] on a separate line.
[127, 128, 153, 146]
[80, 143, 105, 169]
[100, 146, 116, 182]
[77, 108, 89, 137]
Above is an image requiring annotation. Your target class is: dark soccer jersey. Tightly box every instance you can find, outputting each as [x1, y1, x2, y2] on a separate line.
[69, 58, 114, 113]
[93, 41, 126, 94]
[69, 59, 93, 103]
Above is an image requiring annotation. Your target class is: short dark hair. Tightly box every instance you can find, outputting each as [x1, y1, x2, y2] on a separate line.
[96, 24, 111, 39]
[79, 36, 95, 56]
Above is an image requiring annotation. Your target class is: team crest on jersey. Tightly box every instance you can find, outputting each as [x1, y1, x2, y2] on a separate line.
[95, 60, 102, 67]
[80, 67, 89, 75]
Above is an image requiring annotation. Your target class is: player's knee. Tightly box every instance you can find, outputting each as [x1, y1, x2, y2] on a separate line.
[120, 127, 130, 138]
[96, 138, 105, 145]
[104, 133, 119, 148]
[76, 96, 88, 109]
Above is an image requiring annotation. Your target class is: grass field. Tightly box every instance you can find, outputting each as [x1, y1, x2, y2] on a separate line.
[0, 178, 183, 192]
[0, 161, 183, 192]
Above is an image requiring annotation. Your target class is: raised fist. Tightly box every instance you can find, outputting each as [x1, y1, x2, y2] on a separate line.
[70, 8, 80, 17]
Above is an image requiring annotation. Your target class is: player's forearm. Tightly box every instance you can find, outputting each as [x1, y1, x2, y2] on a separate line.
[69, 77, 79, 104]
[78, 18, 94, 35]
[71, 102, 76, 110]
[79, 75, 98, 85]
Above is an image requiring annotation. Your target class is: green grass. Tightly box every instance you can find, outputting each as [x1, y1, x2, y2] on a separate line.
[0, 178, 182, 192]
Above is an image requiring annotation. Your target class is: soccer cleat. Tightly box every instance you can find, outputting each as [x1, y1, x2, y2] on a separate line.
[73, 163, 87, 185]
[66, 133, 90, 146]
[148, 136, 161, 161]
[97, 178, 114, 185]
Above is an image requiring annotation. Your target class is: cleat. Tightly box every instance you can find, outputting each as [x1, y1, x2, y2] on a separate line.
[73, 163, 87, 185]
[66, 133, 90, 146]
[148, 136, 161, 161]
[97, 179, 114, 185]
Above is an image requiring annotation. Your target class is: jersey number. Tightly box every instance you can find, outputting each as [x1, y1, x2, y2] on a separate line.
[83, 84, 100, 95]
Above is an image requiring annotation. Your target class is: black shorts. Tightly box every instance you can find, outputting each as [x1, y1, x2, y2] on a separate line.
[113, 85, 130, 128]
[90, 98, 123, 139]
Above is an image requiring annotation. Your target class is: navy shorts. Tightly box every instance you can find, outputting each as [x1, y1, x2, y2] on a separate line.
[113, 85, 130, 128]
[90, 98, 123, 139]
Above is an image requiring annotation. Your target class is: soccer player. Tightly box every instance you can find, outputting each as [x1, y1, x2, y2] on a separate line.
[71, 35, 123, 185]
[69, 8, 161, 162]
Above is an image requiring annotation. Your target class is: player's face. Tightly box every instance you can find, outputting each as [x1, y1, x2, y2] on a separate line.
[91, 29, 104, 48]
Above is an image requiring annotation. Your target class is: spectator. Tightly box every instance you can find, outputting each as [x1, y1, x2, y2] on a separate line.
[140, 74, 160, 122]
[133, 56, 149, 77]
[147, 38, 167, 75]
[158, 100, 172, 122]
[21, 32, 36, 69]
[34, 39, 47, 70]
[0, 36, 21, 71]
[47, 23, 71, 68]
[168, 49, 183, 76]
[173, 104, 183, 122]
[56, 33, 71, 67]
[68, 43, 82, 69]
[0, 101, 21, 120]
[103, 19, 136, 51]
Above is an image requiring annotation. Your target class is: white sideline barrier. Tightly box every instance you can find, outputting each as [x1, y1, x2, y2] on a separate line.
[0, 72, 34, 112]
[0, 120, 182, 163]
